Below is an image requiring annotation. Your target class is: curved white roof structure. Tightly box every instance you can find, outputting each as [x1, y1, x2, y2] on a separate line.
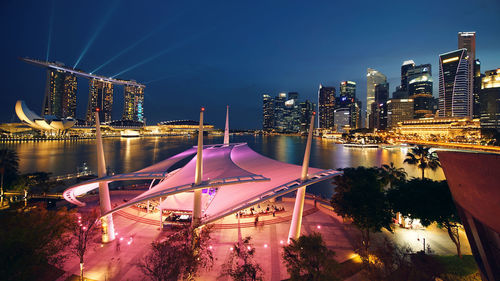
[15, 100, 76, 130]
[63, 142, 340, 225]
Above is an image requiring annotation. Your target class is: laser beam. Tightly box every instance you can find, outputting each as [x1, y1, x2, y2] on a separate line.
[46, 0, 55, 61]
[111, 28, 213, 78]
[90, 13, 184, 74]
[144, 74, 176, 85]
[73, 0, 119, 69]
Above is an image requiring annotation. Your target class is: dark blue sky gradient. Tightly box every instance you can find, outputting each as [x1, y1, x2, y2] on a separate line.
[1, 0, 500, 129]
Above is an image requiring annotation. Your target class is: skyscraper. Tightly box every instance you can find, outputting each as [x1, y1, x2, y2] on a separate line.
[86, 79, 114, 124]
[262, 94, 274, 131]
[339, 81, 359, 129]
[408, 64, 433, 118]
[366, 68, 387, 127]
[387, 99, 414, 128]
[122, 85, 145, 122]
[473, 59, 483, 118]
[479, 69, 500, 131]
[458, 32, 476, 62]
[42, 68, 77, 118]
[274, 93, 287, 131]
[401, 60, 416, 91]
[339, 81, 356, 100]
[439, 49, 472, 118]
[370, 82, 389, 130]
[334, 108, 350, 133]
[318, 85, 336, 129]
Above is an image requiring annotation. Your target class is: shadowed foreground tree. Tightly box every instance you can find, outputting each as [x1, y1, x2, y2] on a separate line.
[0, 148, 19, 204]
[403, 145, 441, 179]
[68, 208, 101, 281]
[331, 167, 393, 253]
[0, 205, 72, 281]
[282, 232, 339, 281]
[388, 179, 463, 257]
[220, 236, 264, 281]
[379, 162, 407, 189]
[137, 225, 214, 281]
[362, 237, 444, 281]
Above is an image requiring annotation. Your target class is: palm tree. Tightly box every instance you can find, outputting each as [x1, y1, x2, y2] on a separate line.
[403, 145, 441, 179]
[379, 162, 407, 189]
[0, 149, 19, 205]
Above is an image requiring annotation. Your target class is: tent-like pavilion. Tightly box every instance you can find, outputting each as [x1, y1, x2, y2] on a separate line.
[63, 107, 341, 242]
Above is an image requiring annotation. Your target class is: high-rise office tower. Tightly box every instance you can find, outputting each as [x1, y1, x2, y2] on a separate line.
[458, 32, 476, 62]
[340, 81, 356, 100]
[122, 85, 145, 122]
[387, 98, 414, 128]
[299, 100, 315, 133]
[318, 85, 336, 129]
[334, 108, 350, 133]
[401, 60, 416, 91]
[473, 59, 483, 118]
[370, 82, 389, 129]
[274, 93, 287, 131]
[439, 49, 472, 118]
[408, 64, 433, 118]
[262, 94, 275, 131]
[392, 86, 409, 99]
[366, 68, 387, 127]
[86, 79, 114, 124]
[42, 68, 78, 118]
[458, 32, 476, 118]
[479, 69, 500, 131]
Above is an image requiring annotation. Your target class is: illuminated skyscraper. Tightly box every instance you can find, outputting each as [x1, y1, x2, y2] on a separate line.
[408, 64, 433, 118]
[86, 79, 114, 124]
[122, 85, 145, 122]
[479, 69, 500, 131]
[387, 99, 414, 128]
[370, 82, 389, 130]
[262, 94, 274, 131]
[366, 68, 387, 127]
[339, 81, 360, 129]
[318, 85, 336, 129]
[42, 69, 77, 118]
[401, 60, 416, 91]
[439, 49, 472, 118]
[458, 32, 476, 62]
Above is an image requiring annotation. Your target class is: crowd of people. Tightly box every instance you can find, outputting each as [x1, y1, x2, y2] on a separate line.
[236, 203, 285, 218]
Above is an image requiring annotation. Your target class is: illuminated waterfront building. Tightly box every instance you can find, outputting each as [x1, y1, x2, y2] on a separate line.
[396, 117, 480, 140]
[338, 81, 361, 129]
[86, 79, 114, 124]
[262, 94, 274, 131]
[479, 69, 500, 131]
[408, 64, 433, 118]
[122, 85, 145, 122]
[334, 107, 350, 133]
[401, 60, 415, 91]
[366, 68, 387, 127]
[318, 85, 336, 129]
[387, 98, 414, 128]
[370, 82, 389, 130]
[439, 49, 472, 118]
[42, 68, 77, 118]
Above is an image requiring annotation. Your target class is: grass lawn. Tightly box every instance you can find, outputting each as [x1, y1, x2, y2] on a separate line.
[435, 255, 478, 276]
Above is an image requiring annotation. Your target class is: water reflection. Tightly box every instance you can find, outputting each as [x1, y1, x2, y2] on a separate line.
[1, 135, 445, 198]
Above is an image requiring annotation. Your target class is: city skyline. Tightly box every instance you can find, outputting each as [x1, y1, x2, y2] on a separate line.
[1, 0, 500, 129]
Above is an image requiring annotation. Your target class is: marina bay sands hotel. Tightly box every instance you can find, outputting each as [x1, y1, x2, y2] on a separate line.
[22, 58, 145, 124]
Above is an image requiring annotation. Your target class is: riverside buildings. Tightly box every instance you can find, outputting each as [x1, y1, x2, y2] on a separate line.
[480, 69, 500, 131]
[366, 68, 387, 128]
[439, 49, 472, 118]
[261, 92, 315, 133]
[318, 85, 336, 129]
[22, 58, 145, 125]
[387, 99, 414, 128]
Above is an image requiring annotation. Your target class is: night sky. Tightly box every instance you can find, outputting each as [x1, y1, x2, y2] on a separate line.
[1, 0, 499, 129]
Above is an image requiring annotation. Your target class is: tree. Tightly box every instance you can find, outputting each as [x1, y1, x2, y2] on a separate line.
[0, 205, 72, 281]
[403, 145, 441, 179]
[379, 162, 407, 189]
[0, 148, 19, 200]
[331, 167, 393, 253]
[220, 236, 264, 281]
[68, 208, 101, 281]
[282, 232, 339, 281]
[137, 225, 214, 281]
[388, 179, 463, 257]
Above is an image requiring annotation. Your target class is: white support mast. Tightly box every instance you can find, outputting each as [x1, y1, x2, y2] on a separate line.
[192, 107, 205, 227]
[288, 112, 315, 241]
[95, 109, 115, 243]
[224, 105, 230, 145]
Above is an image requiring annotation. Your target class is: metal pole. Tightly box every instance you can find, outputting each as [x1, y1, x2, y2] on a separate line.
[288, 112, 315, 241]
[192, 107, 204, 227]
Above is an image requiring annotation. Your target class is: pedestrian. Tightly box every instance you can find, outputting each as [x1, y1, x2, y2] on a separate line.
[254, 215, 259, 227]
[115, 239, 121, 253]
